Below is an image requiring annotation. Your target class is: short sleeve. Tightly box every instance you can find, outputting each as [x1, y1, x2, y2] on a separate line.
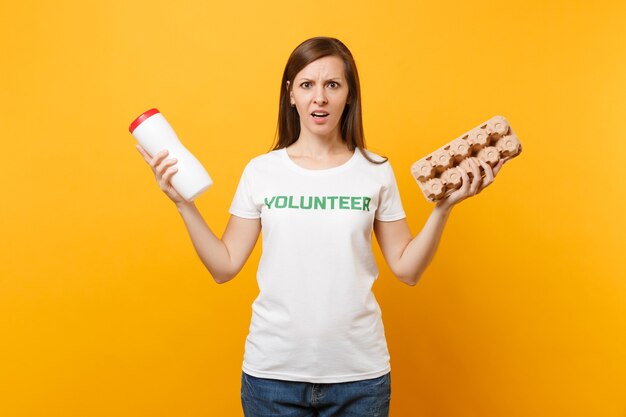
[228, 162, 261, 219]
[375, 162, 406, 222]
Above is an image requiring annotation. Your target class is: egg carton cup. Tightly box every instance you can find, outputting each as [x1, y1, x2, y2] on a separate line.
[411, 115, 522, 202]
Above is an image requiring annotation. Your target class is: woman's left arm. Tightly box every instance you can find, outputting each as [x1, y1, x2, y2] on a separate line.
[374, 157, 507, 286]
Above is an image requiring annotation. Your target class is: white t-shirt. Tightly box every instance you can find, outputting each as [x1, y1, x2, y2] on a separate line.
[229, 146, 406, 383]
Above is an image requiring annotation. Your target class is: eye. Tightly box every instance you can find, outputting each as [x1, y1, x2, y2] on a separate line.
[328, 82, 339, 89]
[300, 81, 311, 88]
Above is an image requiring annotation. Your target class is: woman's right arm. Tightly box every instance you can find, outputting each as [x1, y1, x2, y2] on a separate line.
[136, 144, 261, 284]
[176, 202, 261, 284]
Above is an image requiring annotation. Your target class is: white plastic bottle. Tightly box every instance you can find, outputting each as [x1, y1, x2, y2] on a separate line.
[129, 108, 212, 202]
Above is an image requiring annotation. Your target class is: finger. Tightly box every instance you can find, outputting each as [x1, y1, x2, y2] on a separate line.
[470, 157, 481, 178]
[163, 165, 179, 183]
[150, 149, 170, 170]
[457, 165, 471, 194]
[136, 144, 152, 163]
[476, 159, 494, 193]
[468, 158, 482, 194]
[157, 158, 178, 178]
[492, 159, 504, 177]
[478, 159, 494, 183]
[440, 166, 472, 207]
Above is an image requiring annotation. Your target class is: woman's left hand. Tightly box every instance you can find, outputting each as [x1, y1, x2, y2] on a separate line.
[435, 156, 508, 211]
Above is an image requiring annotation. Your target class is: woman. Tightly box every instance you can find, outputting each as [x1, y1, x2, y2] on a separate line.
[136, 37, 506, 417]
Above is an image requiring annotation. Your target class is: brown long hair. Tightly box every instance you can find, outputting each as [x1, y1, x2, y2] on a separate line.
[270, 37, 387, 165]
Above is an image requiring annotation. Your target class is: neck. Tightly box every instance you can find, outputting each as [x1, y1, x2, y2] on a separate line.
[291, 128, 348, 157]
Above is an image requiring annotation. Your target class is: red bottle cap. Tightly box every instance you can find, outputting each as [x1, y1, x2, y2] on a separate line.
[129, 108, 160, 133]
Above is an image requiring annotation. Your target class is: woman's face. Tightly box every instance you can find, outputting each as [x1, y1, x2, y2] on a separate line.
[289, 55, 350, 140]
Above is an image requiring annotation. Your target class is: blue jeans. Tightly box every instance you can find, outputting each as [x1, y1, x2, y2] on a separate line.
[240, 371, 391, 417]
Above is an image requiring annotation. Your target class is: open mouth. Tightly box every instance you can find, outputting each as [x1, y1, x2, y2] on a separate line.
[311, 112, 329, 118]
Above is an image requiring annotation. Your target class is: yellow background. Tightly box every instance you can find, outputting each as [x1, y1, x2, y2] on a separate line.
[1, 0, 625, 416]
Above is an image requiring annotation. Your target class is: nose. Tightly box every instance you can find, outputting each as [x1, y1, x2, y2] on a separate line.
[314, 86, 327, 105]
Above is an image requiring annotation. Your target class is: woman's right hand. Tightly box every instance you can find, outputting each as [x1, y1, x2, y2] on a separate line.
[136, 144, 187, 205]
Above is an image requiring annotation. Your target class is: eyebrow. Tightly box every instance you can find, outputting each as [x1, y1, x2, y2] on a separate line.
[297, 77, 343, 82]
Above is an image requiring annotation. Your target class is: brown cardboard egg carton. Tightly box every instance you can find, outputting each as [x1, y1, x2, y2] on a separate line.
[411, 115, 522, 202]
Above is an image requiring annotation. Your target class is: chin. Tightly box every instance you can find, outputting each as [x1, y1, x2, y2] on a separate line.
[307, 123, 341, 136]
